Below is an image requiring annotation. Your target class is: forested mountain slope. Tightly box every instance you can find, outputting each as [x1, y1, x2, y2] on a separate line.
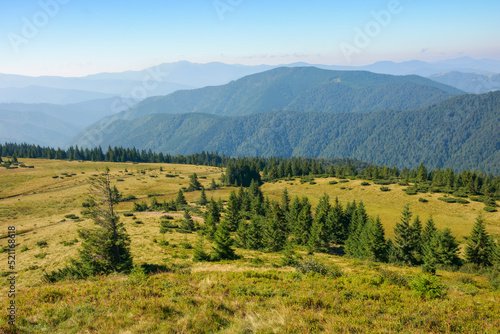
[72, 91, 500, 174]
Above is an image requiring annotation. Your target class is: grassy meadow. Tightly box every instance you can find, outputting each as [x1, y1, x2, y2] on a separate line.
[0, 158, 499, 333]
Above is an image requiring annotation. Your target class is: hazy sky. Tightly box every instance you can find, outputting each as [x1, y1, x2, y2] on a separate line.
[1, 0, 499, 77]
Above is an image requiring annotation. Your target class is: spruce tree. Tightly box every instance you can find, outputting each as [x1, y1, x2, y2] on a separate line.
[206, 198, 220, 223]
[246, 216, 263, 251]
[180, 210, 195, 232]
[235, 220, 249, 248]
[393, 204, 418, 265]
[345, 202, 368, 258]
[226, 190, 241, 231]
[287, 196, 302, 233]
[422, 216, 438, 247]
[330, 197, 347, 244]
[465, 214, 493, 266]
[366, 217, 387, 262]
[263, 202, 287, 252]
[78, 168, 133, 274]
[199, 188, 208, 206]
[176, 189, 187, 207]
[188, 173, 203, 191]
[308, 194, 331, 252]
[411, 215, 423, 264]
[423, 228, 461, 273]
[192, 236, 210, 262]
[281, 188, 290, 215]
[211, 219, 237, 261]
[294, 197, 312, 245]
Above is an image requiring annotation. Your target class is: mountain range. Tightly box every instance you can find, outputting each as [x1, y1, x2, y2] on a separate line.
[72, 91, 500, 174]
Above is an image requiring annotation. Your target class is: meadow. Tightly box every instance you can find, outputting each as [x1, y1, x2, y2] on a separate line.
[0, 158, 499, 333]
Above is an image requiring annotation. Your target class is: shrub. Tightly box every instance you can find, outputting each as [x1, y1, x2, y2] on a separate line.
[339, 179, 349, 183]
[294, 257, 342, 278]
[361, 182, 370, 186]
[128, 265, 148, 285]
[160, 215, 174, 220]
[380, 187, 390, 192]
[484, 206, 498, 213]
[328, 181, 338, 185]
[410, 275, 447, 299]
[438, 197, 457, 203]
[405, 187, 418, 195]
[418, 198, 428, 203]
[374, 179, 392, 185]
[378, 269, 409, 287]
[36, 241, 48, 248]
[34, 252, 48, 259]
[123, 212, 134, 217]
[488, 269, 500, 290]
[455, 198, 470, 204]
[122, 195, 137, 201]
[64, 214, 79, 220]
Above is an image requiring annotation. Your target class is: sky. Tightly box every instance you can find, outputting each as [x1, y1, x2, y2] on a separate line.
[0, 0, 499, 77]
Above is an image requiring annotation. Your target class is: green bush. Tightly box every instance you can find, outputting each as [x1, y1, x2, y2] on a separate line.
[484, 206, 498, 213]
[410, 275, 447, 299]
[380, 187, 390, 192]
[378, 269, 409, 287]
[328, 180, 338, 185]
[418, 198, 428, 203]
[123, 212, 134, 217]
[36, 241, 48, 248]
[361, 182, 370, 186]
[294, 257, 342, 278]
[438, 197, 457, 203]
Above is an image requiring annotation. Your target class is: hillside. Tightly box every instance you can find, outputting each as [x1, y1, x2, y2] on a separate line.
[115, 67, 463, 120]
[0, 98, 126, 147]
[0, 158, 499, 332]
[73, 91, 500, 174]
[429, 71, 500, 94]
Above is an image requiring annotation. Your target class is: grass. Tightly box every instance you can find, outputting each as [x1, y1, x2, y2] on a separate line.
[0, 158, 499, 332]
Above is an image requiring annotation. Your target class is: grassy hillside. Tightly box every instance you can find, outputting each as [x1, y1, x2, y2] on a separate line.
[1, 159, 499, 332]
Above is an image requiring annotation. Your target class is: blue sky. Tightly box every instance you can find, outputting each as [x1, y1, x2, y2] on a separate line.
[1, 0, 499, 76]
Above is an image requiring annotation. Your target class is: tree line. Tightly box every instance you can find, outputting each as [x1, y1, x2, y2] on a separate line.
[2, 142, 500, 199]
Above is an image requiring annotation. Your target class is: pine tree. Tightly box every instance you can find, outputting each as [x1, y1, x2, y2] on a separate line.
[393, 204, 418, 265]
[235, 220, 248, 248]
[199, 188, 208, 206]
[77, 168, 133, 274]
[192, 236, 210, 262]
[225, 190, 241, 232]
[345, 202, 368, 257]
[206, 198, 220, 223]
[423, 228, 461, 273]
[280, 239, 297, 266]
[411, 215, 423, 264]
[293, 197, 312, 245]
[308, 194, 331, 253]
[417, 162, 428, 182]
[422, 216, 438, 247]
[329, 197, 347, 244]
[188, 173, 203, 191]
[246, 216, 263, 251]
[176, 189, 187, 207]
[263, 202, 287, 252]
[287, 196, 302, 233]
[281, 188, 290, 215]
[465, 214, 493, 266]
[180, 210, 195, 232]
[366, 217, 387, 262]
[211, 219, 237, 261]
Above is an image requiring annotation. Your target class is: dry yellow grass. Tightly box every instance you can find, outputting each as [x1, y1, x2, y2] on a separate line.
[0, 158, 499, 292]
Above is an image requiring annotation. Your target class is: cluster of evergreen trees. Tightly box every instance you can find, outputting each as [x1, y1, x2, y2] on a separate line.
[2, 142, 499, 197]
[190, 185, 499, 271]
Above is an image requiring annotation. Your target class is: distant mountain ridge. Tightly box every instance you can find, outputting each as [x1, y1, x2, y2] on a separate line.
[71, 91, 500, 174]
[110, 67, 463, 120]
